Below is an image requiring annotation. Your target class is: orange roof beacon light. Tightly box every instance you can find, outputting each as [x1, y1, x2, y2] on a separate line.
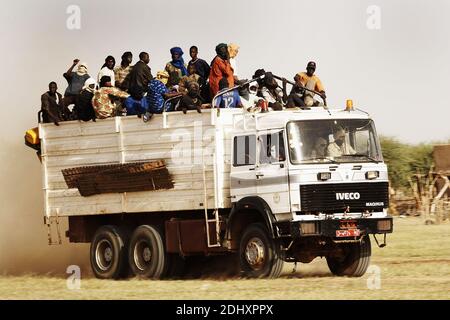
[346, 99, 354, 111]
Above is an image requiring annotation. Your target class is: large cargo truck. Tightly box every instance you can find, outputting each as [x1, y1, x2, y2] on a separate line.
[37, 100, 393, 279]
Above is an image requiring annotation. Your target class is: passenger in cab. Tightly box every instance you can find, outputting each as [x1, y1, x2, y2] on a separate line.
[92, 76, 129, 119]
[294, 61, 326, 107]
[165, 47, 188, 88]
[214, 78, 243, 108]
[97, 56, 116, 87]
[310, 137, 328, 158]
[41, 82, 67, 125]
[209, 43, 234, 97]
[63, 59, 90, 108]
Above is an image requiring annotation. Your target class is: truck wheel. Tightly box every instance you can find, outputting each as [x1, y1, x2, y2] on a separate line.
[239, 223, 284, 278]
[128, 225, 167, 279]
[326, 235, 371, 277]
[90, 225, 129, 279]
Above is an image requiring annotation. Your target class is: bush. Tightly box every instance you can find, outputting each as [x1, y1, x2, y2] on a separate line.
[380, 136, 434, 191]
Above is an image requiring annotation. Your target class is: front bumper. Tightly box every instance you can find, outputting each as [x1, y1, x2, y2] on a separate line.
[287, 217, 393, 238]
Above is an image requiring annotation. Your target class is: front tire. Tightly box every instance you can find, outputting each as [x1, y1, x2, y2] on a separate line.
[90, 225, 129, 279]
[128, 225, 167, 279]
[239, 223, 284, 278]
[326, 235, 372, 277]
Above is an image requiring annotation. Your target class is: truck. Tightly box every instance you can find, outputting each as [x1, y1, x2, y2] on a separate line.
[35, 94, 393, 279]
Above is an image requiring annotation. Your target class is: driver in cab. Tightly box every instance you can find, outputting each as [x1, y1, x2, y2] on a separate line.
[327, 128, 355, 157]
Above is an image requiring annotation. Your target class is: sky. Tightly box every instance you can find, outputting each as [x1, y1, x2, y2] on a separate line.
[0, 0, 449, 274]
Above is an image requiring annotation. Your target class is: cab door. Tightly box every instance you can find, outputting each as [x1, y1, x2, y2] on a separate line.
[255, 130, 290, 214]
[230, 134, 257, 202]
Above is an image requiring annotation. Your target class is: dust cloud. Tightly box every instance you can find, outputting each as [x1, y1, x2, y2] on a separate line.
[0, 137, 90, 276]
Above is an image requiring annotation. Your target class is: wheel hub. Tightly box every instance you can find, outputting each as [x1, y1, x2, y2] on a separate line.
[142, 247, 151, 262]
[245, 237, 265, 269]
[95, 239, 113, 271]
[134, 240, 152, 271]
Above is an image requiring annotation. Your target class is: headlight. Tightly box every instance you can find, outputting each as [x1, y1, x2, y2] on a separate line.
[317, 172, 331, 181]
[365, 171, 379, 180]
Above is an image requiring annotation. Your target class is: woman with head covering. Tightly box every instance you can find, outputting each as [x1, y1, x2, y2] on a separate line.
[228, 43, 240, 80]
[63, 58, 91, 107]
[73, 78, 97, 122]
[209, 43, 235, 97]
[165, 47, 188, 88]
[97, 55, 116, 87]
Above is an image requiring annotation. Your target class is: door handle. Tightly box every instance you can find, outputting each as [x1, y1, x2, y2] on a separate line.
[256, 173, 264, 178]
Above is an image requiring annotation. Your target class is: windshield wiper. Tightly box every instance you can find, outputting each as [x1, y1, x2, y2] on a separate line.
[309, 157, 338, 164]
[343, 153, 381, 163]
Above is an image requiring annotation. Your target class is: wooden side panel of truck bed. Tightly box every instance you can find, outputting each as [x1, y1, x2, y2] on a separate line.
[40, 110, 237, 217]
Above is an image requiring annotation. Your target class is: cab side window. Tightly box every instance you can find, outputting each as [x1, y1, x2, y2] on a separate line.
[259, 131, 286, 164]
[233, 135, 256, 166]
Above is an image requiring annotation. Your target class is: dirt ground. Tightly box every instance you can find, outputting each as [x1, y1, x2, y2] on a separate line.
[0, 217, 449, 300]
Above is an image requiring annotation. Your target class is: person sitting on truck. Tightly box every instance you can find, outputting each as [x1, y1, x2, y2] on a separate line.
[286, 82, 306, 108]
[294, 61, 326, 107]
[228, 43, 240, 81]
[209, 43, 234, 97]
[63, 59, 90, 108]
[73, 78, 96, 122]
[239, 82, 261, 112]
[178, 64, 201, 93]
[327, 128, 356, 157]
[310, 137, 328, 158]
[177, 82, 203, 114]
[165, 47, 188, 88]
[214, 78, 243, 108]
[188, 45, 211, 102]
[97, 55, 116, 88]
[92, 76, 130, 119]
[254, 71, 285, 111]
[114, 52, 133, 90]
[188, 46, 210, 87]
[41, 81, 67, 125]
[146, 71, 182, 114]
[127, 52, 153, 101]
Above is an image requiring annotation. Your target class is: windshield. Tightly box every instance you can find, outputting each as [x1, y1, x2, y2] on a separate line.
[287, 119, 383, 164]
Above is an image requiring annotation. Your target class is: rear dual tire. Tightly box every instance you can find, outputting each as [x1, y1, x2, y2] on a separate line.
[90, 225, 129, 279]
[128, 225, 168, 279]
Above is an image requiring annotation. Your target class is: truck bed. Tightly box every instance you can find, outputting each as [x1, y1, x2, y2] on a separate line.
[40, 109, 239, 218]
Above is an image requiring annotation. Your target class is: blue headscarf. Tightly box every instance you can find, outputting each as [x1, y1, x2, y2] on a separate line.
[170, 47, 188, 76]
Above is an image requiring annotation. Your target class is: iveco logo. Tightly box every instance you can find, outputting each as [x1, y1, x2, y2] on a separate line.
[336, 192, 361, 200]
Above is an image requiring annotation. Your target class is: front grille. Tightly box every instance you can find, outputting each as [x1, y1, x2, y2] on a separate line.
[300, 182, 389, 212]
